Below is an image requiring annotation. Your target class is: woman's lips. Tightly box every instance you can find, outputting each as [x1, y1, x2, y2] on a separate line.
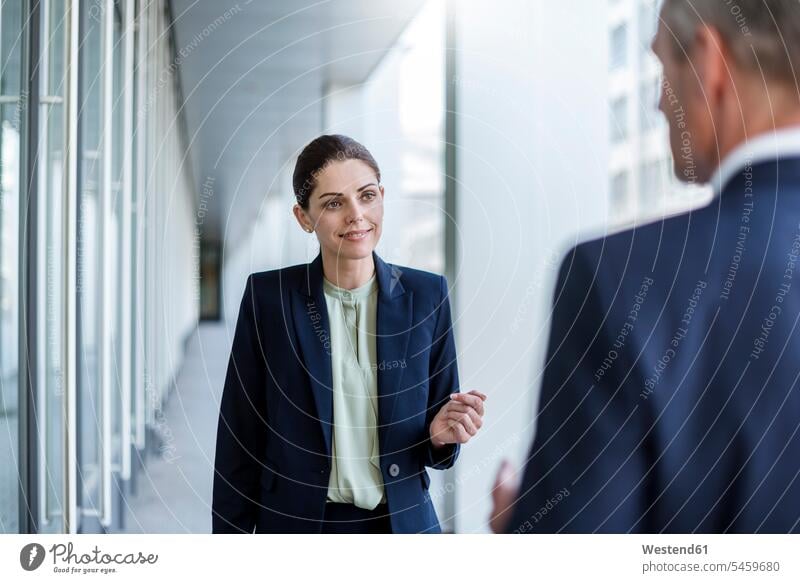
[340, 228, 373, 241]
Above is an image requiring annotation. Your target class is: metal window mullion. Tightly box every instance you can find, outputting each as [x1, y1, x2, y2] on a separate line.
[119, 0, 134, 480]
[147, 0, 158, 426]
[144, 0, 153, 432]
[98, 0, 114, 528]
[62, 0, 79, 535]
[155, 6, 163, 411]
[133, 0, 147, 451]
[144, 0, 152, 431]
[34, 0, 50, 528]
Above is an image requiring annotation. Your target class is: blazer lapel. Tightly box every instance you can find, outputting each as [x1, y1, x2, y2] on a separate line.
[290, 252, 413, 459]
[374, 253, 413, 450]
[290, 254, 334, 456]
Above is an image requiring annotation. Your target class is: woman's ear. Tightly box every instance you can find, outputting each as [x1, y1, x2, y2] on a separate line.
[379, 184, 385, 200]
[292, 204, 314, 233]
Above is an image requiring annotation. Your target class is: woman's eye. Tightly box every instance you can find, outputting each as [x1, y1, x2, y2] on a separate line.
[325, 200, 341, 209]
[362, 191, 376, 200]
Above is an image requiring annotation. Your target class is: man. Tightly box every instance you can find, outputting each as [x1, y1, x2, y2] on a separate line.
[492, 0, 800, 533]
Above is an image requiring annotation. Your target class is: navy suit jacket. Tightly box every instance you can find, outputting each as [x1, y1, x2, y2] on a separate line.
[212, 253, 460, 533]
[508, 157, 800, 533]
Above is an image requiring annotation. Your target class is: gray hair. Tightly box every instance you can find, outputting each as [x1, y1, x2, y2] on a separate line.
[660, 0, 800, 84]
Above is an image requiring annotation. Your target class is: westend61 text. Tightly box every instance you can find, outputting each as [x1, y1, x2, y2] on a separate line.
[642, 544, 708, 555]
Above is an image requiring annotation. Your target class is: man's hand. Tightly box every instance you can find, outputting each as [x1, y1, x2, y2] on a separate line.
[489, 459, 520, 533]
[429, 390, 487, 447]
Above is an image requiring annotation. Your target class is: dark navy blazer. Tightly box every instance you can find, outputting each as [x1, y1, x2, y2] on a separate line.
[508, 157, 800, 533]
[212, 253, 460, 533]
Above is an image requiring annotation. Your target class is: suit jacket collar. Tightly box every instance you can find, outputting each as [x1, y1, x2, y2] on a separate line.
[711, 126, 800, 196]
[299, 251, 406, 300]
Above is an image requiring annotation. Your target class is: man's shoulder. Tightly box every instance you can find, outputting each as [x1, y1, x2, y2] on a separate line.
[575, 204, 711, 260]
[554, 203, 718, 310]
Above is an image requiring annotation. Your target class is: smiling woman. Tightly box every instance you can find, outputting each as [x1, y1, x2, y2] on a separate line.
[211, 134, 487, 534]
[291, 135, 385, 285]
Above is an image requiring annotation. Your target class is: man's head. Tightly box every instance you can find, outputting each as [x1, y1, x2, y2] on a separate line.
[652, 0, 800, 183]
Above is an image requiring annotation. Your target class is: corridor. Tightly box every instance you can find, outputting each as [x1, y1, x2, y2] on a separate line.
[115, 323, 230, 534]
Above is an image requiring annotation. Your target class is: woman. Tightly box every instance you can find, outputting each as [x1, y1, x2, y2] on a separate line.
[212, 135, 485, 534]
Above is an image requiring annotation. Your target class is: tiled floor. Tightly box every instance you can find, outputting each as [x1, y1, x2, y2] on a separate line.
[116, 322, 231, 533]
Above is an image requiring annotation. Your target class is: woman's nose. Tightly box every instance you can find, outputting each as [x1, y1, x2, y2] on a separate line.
[346, 207, 364, 224]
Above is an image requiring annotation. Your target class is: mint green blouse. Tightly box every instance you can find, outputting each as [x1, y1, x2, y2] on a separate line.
[322, 273, 386, 509]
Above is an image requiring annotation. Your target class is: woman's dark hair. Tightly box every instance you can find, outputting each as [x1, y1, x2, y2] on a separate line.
[292, 134, 381, 209]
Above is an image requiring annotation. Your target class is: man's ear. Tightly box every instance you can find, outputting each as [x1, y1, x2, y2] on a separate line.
[292, 204, 313, 233]
[691, 24, 728, 104]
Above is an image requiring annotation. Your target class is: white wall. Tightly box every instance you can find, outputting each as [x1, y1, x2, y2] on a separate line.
[451, 0, 610, 532]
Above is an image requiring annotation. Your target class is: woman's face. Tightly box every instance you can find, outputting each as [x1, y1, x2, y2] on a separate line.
[295, 158, 384, 262]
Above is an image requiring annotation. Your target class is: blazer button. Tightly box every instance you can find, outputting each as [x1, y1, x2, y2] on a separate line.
[388, 463, 400, 477]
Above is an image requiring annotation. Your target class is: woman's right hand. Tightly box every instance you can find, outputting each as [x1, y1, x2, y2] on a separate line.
[429, 390, 487, 447]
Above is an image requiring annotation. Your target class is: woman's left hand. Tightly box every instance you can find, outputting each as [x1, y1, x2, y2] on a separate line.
[429, 390, 487, 447]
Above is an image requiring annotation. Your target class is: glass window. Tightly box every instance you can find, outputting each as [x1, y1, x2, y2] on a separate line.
[607, 0, 712, 226]
[610, 171, 629, 214]
[638, 0, 657, 50]
[0, 0, 23, 534]
[610, 96, 628, 143]
[609, 23, 627, 70]
[640, 158, 667, 207]
[639, 76, 660, 131]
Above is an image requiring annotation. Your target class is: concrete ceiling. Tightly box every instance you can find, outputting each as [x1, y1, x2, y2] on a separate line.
[169, 0, 426, 249]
